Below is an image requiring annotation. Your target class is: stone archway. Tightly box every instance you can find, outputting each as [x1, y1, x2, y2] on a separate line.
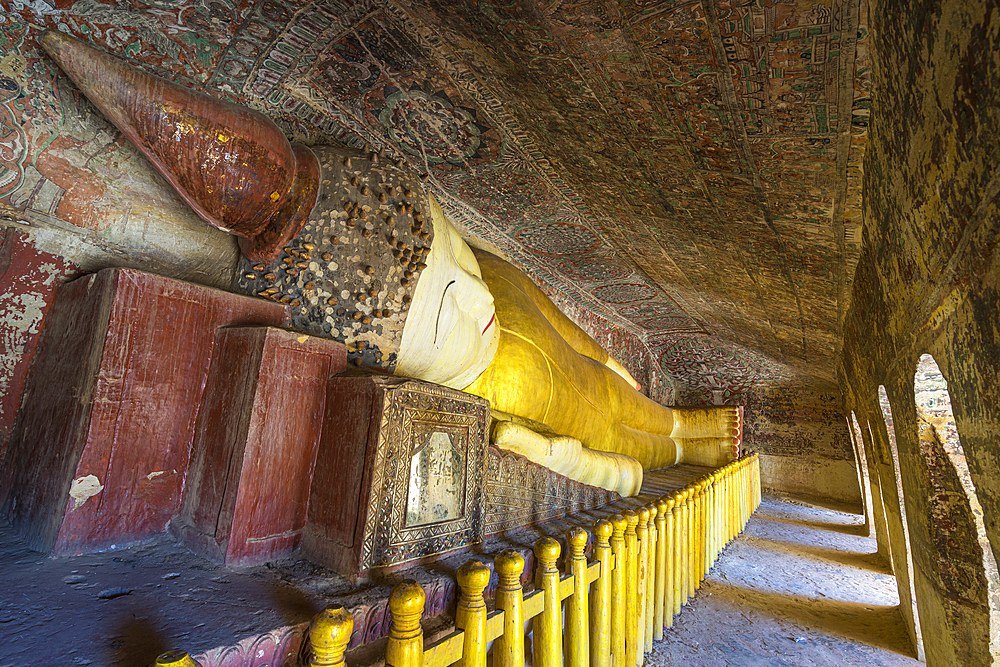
[914, 354, 1000, 663]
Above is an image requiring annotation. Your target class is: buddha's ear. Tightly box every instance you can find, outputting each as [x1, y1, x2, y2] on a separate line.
[40, 30, 318, 261]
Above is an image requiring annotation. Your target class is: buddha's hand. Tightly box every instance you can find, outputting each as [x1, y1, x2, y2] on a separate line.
[491, 420, 643, 496]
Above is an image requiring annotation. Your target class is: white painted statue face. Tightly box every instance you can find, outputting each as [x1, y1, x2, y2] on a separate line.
[395, 195, 498, 388]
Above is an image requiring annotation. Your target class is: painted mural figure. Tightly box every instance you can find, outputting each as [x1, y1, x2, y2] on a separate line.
[40, 31, 740, 496]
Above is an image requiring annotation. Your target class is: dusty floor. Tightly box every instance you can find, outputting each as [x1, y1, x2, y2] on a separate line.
[0, 518, 355, 667]
[649, 495, 923, 666]
[0, 493, 923, 666]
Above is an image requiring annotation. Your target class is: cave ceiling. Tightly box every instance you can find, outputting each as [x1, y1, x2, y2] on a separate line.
[3, 0, 869, 390]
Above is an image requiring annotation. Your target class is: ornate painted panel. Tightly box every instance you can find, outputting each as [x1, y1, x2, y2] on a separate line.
[360, 381, 488, 569]
[304, 375, 489, 580]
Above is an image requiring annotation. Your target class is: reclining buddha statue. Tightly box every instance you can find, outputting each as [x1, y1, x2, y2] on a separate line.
[40, 32, 740, 496]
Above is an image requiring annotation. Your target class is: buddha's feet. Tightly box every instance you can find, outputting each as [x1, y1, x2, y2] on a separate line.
[671, 406, 742, 467]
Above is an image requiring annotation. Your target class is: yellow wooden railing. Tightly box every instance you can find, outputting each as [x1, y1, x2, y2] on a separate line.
[156, 454, 761, 667]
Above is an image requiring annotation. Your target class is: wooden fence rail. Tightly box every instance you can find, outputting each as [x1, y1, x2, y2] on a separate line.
[156, 454, 761, 667]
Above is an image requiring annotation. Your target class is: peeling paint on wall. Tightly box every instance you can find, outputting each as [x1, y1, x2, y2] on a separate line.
[68, 474, 103, 511]
[0, 229, 75, 458]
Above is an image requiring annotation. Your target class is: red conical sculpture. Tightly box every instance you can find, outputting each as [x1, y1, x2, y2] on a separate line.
[40, 30, 318, 261]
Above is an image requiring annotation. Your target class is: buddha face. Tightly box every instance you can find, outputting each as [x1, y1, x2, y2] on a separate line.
[395, 195, 498, 388]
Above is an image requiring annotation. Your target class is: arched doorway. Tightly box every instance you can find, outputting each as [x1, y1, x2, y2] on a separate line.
[914, 354, 999, 662]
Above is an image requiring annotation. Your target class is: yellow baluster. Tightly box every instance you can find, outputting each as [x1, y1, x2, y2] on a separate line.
[635, 507, 649, 661]
[534, 536, 563, 667]
[623, 510, 639, 667]
[705, 473, 716, 576]
[456, 560, 490, 667]
[686, 485, 697, 600]
[155, 650, 202, 667]
[745, 460, 751, 521]
[610, 513, 628, 667]
[653, 497, 668, 640]
[721, 470, 728, 543]
[591, 519, 612, 667]
[723, 467, 730, 540]
[494, 551, 526, 667]
[719, 470, 726, 549]
[736, 460, 743, 529]
[674, 489, 688, 612]
[746, 459, 752, 522]
[753, 455, 759, 510]
[386, 581, 425, 667]
[662, 496, 676, 628]
[746, 459, 752, 516]
[695, 480, 708, 588]
[726, 462, 735, 544]
[635, 507, 649, 660]
[703, 479, 712, 579]
[733, 460, 743, 535]
[733, 463, 741, 537]
[644, 503, 657, 651]
[715, 471, 723, 563]
[565, 526, 590, 667]
[708, 473, 718, 567]
[309, 607, 353, 667]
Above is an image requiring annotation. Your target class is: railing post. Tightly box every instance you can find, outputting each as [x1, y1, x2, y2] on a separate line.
[566, 526, 590, 667]
[731, 461, 738, 534]
[610, 513, 628, 667]
[661, 496, 676, 628]
[674, 488, 688, 613]
[726, 461, 736, 544]
[695, 479, 708, 588]
[747, 458, 753, 523]
[635, 506, 649, 662]
[746, 459, 752, 521]
[644, 503, 657, 652]
[707, 473, 717, 568]
[719, 470, 726, 548]
[456, 560, 490, 667]
[723, 464, 730, 544]
[534, 536, 563, 667]
[653, 498, 667, 640]
[686, 484, 697, 600]
[752, 454, 759, 509]
[737, 460, 744, 529]
[711, 471, 720, 566]
[309, 607, 353, 667]
[623, 510, 639, 667]
[590, 519, 612, 667]
[386, 581, 425, 667]
[494, 551, 526, 667]
[155, 650, 202, 667]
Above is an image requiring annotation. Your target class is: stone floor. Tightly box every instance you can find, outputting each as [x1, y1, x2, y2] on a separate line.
[649, 495, 923, 666]
[0, 490, 923, 667]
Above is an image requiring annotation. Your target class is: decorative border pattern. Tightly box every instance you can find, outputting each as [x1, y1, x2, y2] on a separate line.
[483, 448, 619, 536]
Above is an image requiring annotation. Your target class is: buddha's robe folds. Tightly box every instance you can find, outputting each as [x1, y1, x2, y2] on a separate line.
[465, 249, 681, 471]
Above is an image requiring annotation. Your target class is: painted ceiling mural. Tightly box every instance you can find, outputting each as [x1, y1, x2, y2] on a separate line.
[0, 0, 869, 396]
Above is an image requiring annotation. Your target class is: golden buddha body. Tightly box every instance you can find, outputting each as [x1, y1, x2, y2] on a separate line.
[41, 32, 740, 496]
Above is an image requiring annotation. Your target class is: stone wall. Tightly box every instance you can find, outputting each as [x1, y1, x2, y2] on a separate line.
[839, 1, 1000, 664]
[745, 385, 861, 505]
